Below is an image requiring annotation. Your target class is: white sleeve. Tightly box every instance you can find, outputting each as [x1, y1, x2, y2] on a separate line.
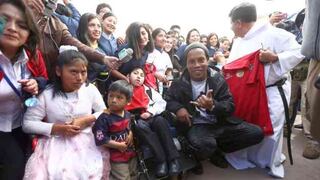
[89, 84, 106, 119]
[147, 87, 166, 116]
[22, 91, 54, 137]
[164, 52, 173, 69]
[271, 30, 305, 77]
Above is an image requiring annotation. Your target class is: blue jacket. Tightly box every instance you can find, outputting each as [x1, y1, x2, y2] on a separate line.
[54, 3, 81, 37]
[99, 33, 118, 56]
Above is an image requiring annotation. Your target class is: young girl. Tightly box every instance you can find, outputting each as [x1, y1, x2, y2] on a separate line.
[0, 0, 47, 179]
[219, 37, 231, 58]
[125, 67, 181, 178]
[112, 22, 154, 81]
[206, 32, 220, 58]
[93, 80, 137, 180]
[22, 50, 108, 179]
[77, 13, 108, 84]
[147, 28, 174, 94]
[99, 12, 119, 57]
[175, 28, 200, 68]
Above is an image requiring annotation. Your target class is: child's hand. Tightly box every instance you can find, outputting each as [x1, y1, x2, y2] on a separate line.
[126, 131, 134, 147]
[140, 112, 152, 120]
[117, 142, 128, 152]
[70, 118, 88, 130]
[52, 124, 81, 136]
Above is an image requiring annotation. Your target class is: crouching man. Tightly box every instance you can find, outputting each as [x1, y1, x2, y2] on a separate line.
[165, 42, 264, 173]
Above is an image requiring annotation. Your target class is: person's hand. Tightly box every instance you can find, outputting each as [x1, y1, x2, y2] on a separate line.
[117, 37, 126, 46]
[63, 0, 70, 5]
[176, 108, 192, 126]
[269, 12, 287, 25]
[259, 49, 278, 64]
[214, 51, 226, 64]
[18, 79, 38, 95]
[223, 51, 230, 58]
[155, 73, 168, 83]
[140, 112, 152, 120]
[70, 118, 88, 130]
[116, 142, 128, 152]
[103, 56, 120, 70]
[23, 0, 45, 14]
[125, 131, 134, 147]
[190, 89, 214, 110]
[51, 124, 81, 136]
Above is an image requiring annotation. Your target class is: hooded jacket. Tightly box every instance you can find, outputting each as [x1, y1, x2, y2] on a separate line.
[165, 67, 235, 124]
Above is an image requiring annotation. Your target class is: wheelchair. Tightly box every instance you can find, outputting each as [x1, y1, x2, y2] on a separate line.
[129, 111, 198, 180]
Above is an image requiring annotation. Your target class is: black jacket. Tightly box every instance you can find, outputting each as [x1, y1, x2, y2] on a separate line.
[165, 67, 235, 123]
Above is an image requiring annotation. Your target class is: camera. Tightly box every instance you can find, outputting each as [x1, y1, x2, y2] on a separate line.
[43, 0, 58, 18]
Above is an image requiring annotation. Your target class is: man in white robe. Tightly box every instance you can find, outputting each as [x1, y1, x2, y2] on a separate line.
[225, 2, 304, 178]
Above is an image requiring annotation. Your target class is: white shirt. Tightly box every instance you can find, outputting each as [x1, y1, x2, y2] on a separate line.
[191, 80, 209, 119]
[22, 83, 106, 136]
[147, 49, 173, 76]
[0, 49, 31, 132]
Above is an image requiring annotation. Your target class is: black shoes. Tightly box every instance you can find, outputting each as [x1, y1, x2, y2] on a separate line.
[155, 159, 181, 178]
[169, 159, 181, 175]
[294, 124, 303, 129]
[209, 151, 229, 168]
[155, 162, 168, 178]
[191, 162, 203, 175]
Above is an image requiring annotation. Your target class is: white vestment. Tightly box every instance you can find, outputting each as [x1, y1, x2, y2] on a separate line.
[225, 21, 304, 178]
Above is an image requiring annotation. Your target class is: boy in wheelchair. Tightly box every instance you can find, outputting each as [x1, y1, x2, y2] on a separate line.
[125, 67, 181, 178]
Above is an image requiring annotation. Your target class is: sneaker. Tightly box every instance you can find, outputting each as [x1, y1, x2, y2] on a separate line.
[302, 141, 320, 159]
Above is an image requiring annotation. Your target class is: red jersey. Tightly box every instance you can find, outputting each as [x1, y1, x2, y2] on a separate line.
[125, 85, 149, 112]
[223, 51, 273, 135]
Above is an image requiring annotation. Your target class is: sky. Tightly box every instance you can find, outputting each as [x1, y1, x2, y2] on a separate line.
[62, 0, 305, 39]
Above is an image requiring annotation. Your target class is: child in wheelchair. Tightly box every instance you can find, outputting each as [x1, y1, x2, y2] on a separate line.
[125, 67, 181, 178]
[92, 80, 137, 180]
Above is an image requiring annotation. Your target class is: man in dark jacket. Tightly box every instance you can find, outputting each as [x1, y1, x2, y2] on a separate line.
[165, 42, 263, 173]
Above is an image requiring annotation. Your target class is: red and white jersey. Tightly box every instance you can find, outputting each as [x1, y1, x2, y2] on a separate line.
[223, 50, 273, 135]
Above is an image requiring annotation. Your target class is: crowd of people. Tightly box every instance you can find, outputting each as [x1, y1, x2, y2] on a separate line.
[0, 0, 319, 179]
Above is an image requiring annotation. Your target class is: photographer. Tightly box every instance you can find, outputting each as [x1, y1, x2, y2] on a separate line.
[23, 0, 119, 80]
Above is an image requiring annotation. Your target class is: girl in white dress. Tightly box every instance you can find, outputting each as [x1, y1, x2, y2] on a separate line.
[22, 50, 110, 180]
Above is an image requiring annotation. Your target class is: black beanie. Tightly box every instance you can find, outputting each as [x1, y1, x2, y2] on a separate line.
[183, 42, 209, 61]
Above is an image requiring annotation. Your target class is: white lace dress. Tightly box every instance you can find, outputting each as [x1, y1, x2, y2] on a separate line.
[22, 84, 110, 180]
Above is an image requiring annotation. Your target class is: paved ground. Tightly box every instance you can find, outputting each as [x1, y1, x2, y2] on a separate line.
[184, 116, 320, 180]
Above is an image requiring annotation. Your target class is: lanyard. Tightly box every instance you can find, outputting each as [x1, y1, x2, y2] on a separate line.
[0, 63, 25, 99]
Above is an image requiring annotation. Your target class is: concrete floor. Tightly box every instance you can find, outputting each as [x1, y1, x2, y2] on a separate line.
[184, 116, 320, 180]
